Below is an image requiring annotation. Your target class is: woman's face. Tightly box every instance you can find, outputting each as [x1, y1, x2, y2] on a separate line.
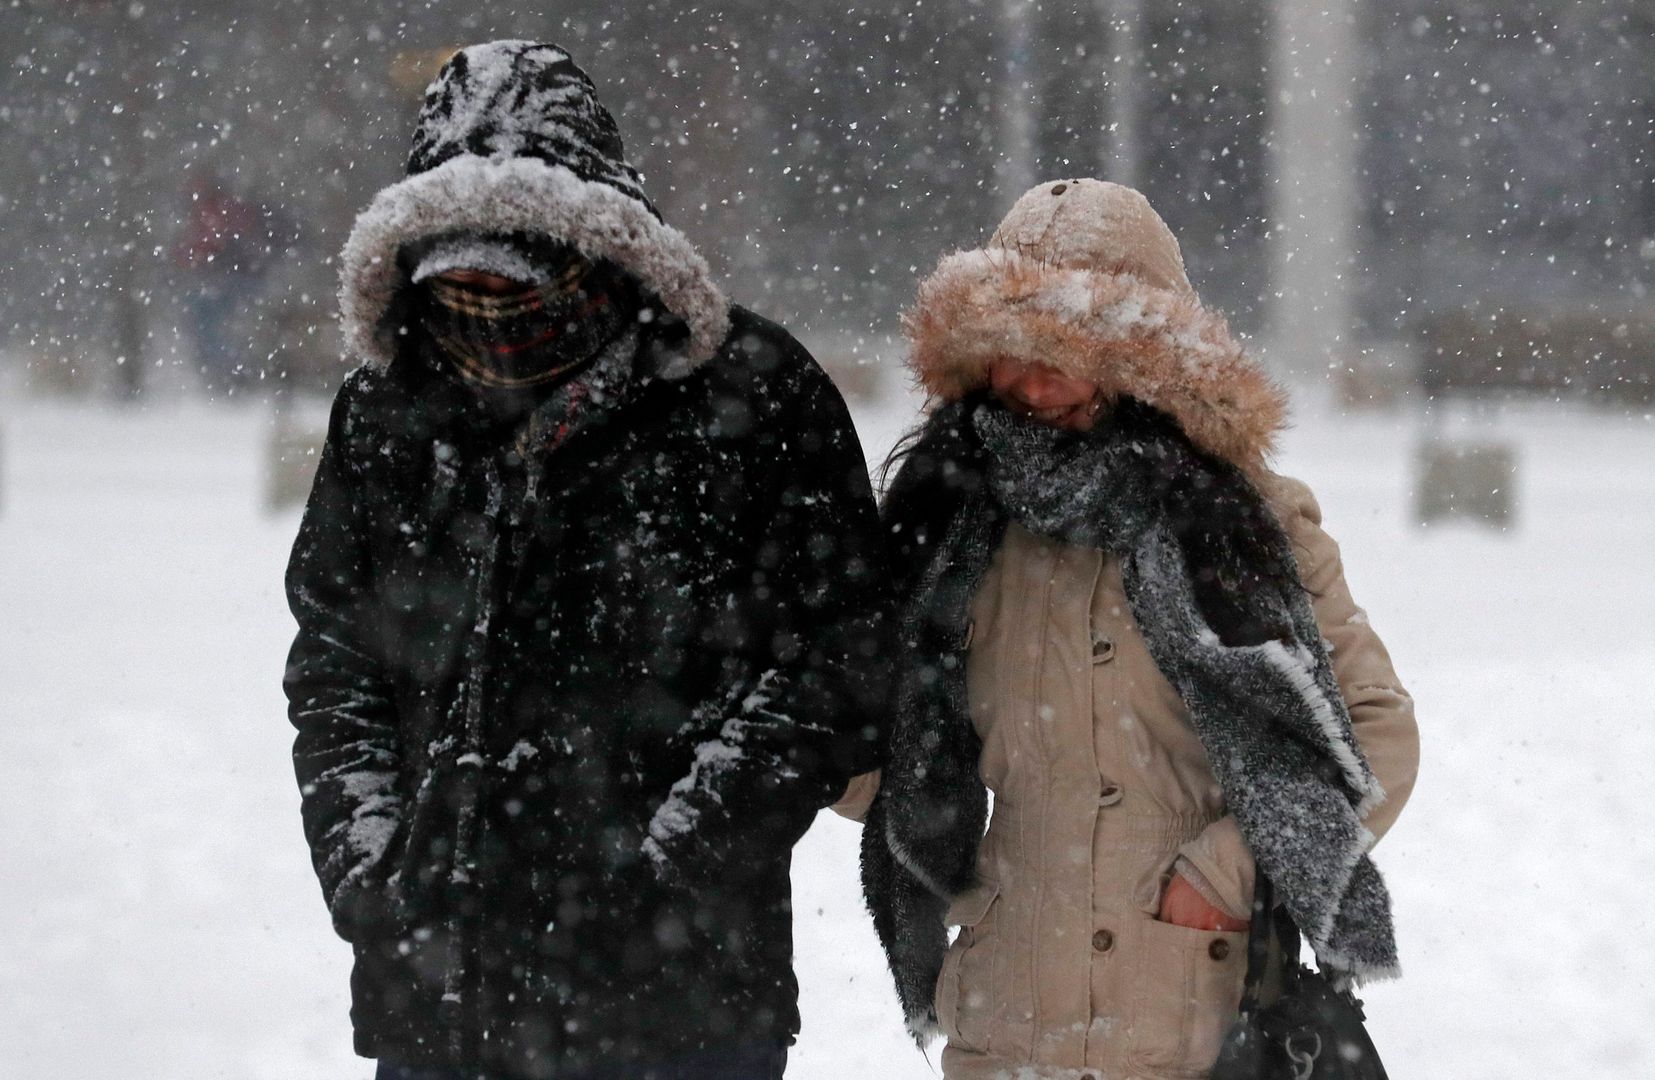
[988, 359, 1106, 431]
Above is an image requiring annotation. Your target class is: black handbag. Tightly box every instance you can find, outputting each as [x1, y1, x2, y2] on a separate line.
[1210, 876, 1390, 1080]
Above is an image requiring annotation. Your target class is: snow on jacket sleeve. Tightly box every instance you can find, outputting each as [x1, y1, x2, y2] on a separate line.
[643, 337, 891, 885]
[282, 378, 405, 934]
[1176, 475, 1420, 920]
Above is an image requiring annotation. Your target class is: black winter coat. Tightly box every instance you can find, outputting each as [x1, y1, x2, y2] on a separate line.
[283, 307, 889, 1076]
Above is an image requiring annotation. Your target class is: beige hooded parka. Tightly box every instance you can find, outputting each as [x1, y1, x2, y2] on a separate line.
[839, 179, 1419, 1080]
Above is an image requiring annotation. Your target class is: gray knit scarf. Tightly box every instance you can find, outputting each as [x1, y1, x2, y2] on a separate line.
[865, 400, 1398, 1043]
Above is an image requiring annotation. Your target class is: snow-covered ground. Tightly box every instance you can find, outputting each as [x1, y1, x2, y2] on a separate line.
[2, 383, 1652, 1079]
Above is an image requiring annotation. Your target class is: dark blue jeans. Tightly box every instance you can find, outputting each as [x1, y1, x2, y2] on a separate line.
[374, 1044, 788, 1080]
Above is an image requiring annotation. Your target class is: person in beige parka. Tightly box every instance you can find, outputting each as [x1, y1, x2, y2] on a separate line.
[843, 179, 1419, 1080]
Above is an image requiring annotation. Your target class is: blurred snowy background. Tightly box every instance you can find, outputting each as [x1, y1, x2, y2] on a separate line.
[2, 2, 1653, 1078]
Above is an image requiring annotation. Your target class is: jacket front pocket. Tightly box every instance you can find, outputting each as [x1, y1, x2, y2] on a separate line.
[1128, 918, 1249, 1077]
[935, 879, 1000, 1054]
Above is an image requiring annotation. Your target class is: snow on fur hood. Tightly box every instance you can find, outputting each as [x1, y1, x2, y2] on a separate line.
[904, 178, 1288, 475]
[339, 41, 729, 377]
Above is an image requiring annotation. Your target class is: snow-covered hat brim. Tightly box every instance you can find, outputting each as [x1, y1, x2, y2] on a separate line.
[408, 237, 551, 286]
[340, 154, 730, 377]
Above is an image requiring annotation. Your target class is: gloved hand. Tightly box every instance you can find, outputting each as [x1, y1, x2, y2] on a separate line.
[328, 871, 407, 942]
[641, 790, 717, 891]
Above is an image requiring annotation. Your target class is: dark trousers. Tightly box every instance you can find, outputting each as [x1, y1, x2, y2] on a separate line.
[374, 1044, 788, 1080]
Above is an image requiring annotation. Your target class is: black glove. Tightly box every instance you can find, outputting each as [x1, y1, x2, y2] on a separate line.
[328, 871, 407, 942]
[641, 789, 720, 891]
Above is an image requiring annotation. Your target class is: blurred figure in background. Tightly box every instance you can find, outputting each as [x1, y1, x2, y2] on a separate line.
[283, 41, 888, 1080]
[174, 174, 281, 397]
[845, 179, 1419, 1079]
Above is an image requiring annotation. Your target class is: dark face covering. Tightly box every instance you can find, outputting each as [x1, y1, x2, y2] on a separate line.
[417, 248, 637, 407]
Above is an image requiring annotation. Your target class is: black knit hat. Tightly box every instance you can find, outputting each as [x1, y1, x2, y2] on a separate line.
[340, 40, 728, 376]
[407, 42, 660, 220]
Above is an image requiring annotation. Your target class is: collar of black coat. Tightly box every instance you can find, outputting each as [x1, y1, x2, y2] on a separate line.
[340, 155, 730, 378]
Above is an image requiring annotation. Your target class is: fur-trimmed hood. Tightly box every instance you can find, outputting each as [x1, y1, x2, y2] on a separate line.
[338, 41, 729, 376]
[903, 179, 1286, 474]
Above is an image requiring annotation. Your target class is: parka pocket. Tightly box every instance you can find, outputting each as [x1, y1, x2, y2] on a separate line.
[934, 879, 1000, 1054]
[1128, 918, 1249, 1077]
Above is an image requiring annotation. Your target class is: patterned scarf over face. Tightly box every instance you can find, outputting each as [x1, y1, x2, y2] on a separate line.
[419, 245, 636, 392]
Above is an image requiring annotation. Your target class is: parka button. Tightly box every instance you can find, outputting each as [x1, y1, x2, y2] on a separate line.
[1097, 784, 1123, 807]
[1092, 929, 1114, 952]
[1208, 939, 1232, 962]
[1092, 637, 1115, 663]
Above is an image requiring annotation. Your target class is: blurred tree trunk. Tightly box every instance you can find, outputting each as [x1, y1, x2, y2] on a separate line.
[69, 0, 160, 399]
[110, 33, 148, 401]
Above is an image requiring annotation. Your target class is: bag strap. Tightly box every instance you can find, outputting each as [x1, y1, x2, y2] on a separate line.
[1237, 873, 1274, 1012]
[1238, 871, 1314, 1012]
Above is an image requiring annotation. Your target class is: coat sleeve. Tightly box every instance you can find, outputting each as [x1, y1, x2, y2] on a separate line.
[282, 380, 405, 934]
[642, 341, 892, 885]
[1176, 475, 1420, 920]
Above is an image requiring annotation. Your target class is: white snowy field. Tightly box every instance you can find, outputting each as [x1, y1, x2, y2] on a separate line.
[2, 384, 1652, 1079]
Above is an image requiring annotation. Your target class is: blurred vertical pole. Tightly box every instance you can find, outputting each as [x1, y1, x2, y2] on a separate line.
[110, 52, 148, 406]
[98, 0, 151, 400]
[1265, 0, 1357, 379]
[1101, 0, 1142, 190]
[997, 0, 1037, 200]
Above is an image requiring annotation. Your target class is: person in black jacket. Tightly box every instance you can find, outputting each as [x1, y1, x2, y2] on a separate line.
[283, 41, 889, 1080]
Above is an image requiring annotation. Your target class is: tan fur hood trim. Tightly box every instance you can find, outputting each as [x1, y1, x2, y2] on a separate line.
[904, 248, 1288, 473]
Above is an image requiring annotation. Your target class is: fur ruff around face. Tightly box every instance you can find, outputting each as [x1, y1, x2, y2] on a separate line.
[340, 155, 730, 377]
[903, 247, 1289, 474]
